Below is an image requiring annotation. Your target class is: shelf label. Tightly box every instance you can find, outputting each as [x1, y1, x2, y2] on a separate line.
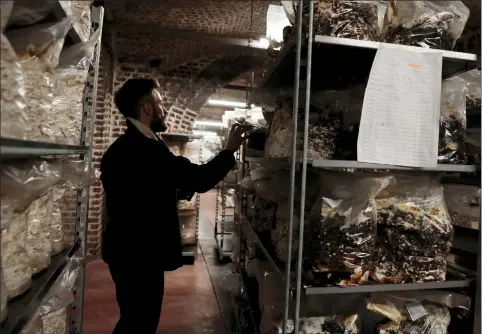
[357, 45, 442, 168]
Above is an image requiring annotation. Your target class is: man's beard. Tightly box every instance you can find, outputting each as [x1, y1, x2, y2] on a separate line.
[151, 118, 168, 133]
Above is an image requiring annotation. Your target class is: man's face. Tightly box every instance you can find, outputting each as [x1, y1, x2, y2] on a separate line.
[149, 89, 168, 133]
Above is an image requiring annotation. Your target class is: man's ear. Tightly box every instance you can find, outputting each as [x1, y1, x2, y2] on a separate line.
[140, 102, 153, 116]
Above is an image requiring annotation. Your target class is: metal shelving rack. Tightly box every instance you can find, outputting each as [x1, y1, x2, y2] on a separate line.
[162, 132, 204, 261]
[0, 4, 104, 334]
[215, 178, 235, 262]
[236, 1, 481, 334]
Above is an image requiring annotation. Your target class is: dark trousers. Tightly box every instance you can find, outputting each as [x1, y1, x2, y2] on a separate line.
[108, 262, 165, 334]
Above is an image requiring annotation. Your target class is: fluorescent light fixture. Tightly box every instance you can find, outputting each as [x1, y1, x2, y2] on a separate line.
[249, 38, 270, 49]
[193, 130, 219, 138]
[194, 120, 224, 127]
[208, 99, 255, 108]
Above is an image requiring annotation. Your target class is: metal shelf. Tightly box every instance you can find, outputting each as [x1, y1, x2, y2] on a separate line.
[1, 240, 81, 334]
[161, 132, 203, 142]
[250, 35, 477, 103]
[0, 138, 88, 159]
[245, 156, 478, 173]
[312, 160, 479, 172]
[240, 215, 285, 280]
[182, 245, 197, 258]
[305, 275, 473, 295]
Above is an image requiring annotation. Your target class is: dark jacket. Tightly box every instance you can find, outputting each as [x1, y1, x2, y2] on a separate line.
[100, 120, 235, 271]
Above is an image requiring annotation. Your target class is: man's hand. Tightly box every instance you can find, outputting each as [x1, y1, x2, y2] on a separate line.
[225, 124, 252, 152]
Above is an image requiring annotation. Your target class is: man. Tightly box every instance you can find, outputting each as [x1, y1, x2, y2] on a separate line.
[100, 78, 249, 334]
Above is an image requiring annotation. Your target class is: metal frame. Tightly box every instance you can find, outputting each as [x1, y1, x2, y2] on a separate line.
[70, 5, 104, 334]
[235, 1, 481, 333]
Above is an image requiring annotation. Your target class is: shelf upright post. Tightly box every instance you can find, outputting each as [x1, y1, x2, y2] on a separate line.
[282, 0, 304, 332]
[69, 5, 104, 334]
[475, 203, 481, 334]
[294, 1, 314, 332]
[195, 137, 203, 259]
[221, 179, 227, 254]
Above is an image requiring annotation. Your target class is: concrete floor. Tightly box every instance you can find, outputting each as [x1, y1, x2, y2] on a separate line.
[82, 190, 230, 334]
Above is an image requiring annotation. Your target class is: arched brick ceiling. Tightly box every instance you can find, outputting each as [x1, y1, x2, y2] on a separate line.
[110, 0, 270, 38]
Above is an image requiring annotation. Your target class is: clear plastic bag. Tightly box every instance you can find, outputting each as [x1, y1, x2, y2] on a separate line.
[0, 199, 32, 300]
[27, 191, 53, 274]
[368, 291, 471, 334]
[71, 0, 92, 41]
[251, 196, 277, 232]
[1, 158, 96, 211]
[266, 315, 360, 334]
[179, 212, 197, 246]
[438, 76, 467, 164]
[179, 193, 197, 211]
[50, 187, 66, 255]
[305, 172, 392, 286]
[313, 0, 383, 40]
[0, 34, 29, 140]
[373, 175, 453, 284]
[264, 98, 342, 160]
[7, 17, 72, 69]
[7, 0, 62, 28]
[443, 184, 480, 229]
[271, 204, 301, 263]
[20, 313, 43, 334]
[47, 27, 102, 144]
[0, 1, 13, 32]
[457, 68, 481, 110]
[382, 0, 470, 50]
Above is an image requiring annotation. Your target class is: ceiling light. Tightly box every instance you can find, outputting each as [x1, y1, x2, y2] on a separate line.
[194, 120, 224, 127]
[249, 38, 270, 49]
[208, 99, 255, 108]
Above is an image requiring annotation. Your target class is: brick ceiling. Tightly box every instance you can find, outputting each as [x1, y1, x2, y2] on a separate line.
[110, 0, 270, 38]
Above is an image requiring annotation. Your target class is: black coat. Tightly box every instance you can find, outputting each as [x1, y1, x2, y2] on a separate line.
[100, 121, 235, 271]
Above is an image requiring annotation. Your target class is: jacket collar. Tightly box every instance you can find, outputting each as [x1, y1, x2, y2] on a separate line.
[126, 117, 158, 140]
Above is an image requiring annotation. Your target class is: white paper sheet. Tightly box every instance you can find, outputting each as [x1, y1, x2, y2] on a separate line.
[357, 45, 442, 168]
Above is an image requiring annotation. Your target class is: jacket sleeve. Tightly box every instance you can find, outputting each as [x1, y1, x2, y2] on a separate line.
[169, 150, 236, 193]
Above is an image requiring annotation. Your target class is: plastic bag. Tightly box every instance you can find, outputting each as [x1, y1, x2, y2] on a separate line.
[1, 158, 96, 211]
[0, 1, 13, 32]
[0, 266, 7, 323]
[7, 17, 72, 69]
[71, 0, 92, 41]
[438, 76, 467, 164]
[27, 191, 53, 274]
[0, 34, 29, 140]
[264, 98, 342, 160]
[305, 172, 392, 286]
[179, 212, 197, 246]
[27, 255, 82, 334]
[50, 187, 66, 255]
[1, 199, 32, 300]
[7, 0, 62, 28]
[313, 0, 383, 40]
[179, 193, 197, 211]
[444, 184, 480, 229]
[457, 68, 481, 110]
[20, 313, 43, 334]
[266, 315, 360, 334]
[219, 266, 244, 297]
[368, 291, 471, 334]
[382, 1, 470, 50]
[271, 204, 301, 263]
[373, 175, 453, 284]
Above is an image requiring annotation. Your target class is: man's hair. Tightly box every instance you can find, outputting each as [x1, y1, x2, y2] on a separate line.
[114, 78, 160, 118]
